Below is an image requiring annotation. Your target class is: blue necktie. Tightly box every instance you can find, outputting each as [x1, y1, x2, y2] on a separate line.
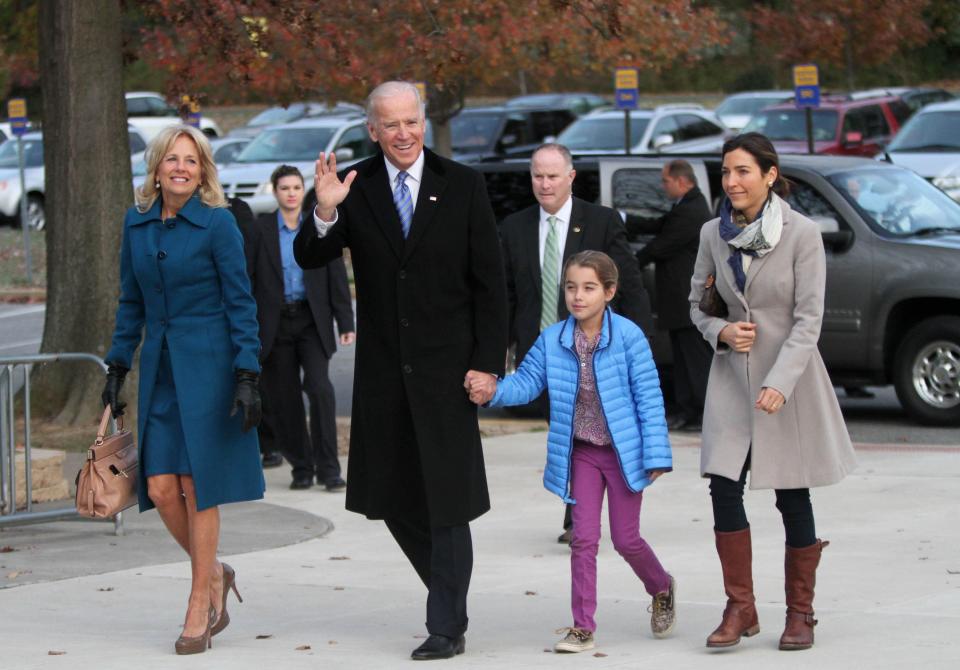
[394, 171, 413, 238]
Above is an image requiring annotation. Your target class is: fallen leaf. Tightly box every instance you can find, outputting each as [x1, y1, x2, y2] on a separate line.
[593, 651, 608, 657]
[947, 570, 959, 575]
[7, 571, 20, 579]
[97, 587, 114, 592]
[543, 648, 552, 653]
[295, 644, 312, 651]
[333, 586, 345, 591]
[48, 651, 66, 655]
[255, 634, 273, 640]
[301, 565, 315, 568]
[328, 640, 337, 645]
[532, 554, 543, 558]
[525, 590, 537, 596]
[329, 556, 350, 561]
[0, 546, 15, 553]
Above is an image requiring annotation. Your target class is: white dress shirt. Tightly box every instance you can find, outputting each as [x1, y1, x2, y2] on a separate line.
[313, 151, 425, 234]
[538, 196, 573, 286]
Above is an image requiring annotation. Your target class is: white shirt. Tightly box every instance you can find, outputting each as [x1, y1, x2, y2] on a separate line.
[538, 196, 573, 286]
[313, 152, 425, 234]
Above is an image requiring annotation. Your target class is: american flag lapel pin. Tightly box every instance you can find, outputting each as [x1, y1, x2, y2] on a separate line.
[573, 227, 582, 233]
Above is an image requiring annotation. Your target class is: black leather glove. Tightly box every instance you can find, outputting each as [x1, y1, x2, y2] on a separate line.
[101, 363, 129, 418]
[231, 369, 262, 432]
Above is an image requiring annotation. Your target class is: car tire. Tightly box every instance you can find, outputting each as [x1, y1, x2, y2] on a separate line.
[19, 194, 45, 231]
[893, 316, 960, 426]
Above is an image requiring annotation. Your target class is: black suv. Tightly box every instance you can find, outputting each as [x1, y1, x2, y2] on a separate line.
[476, 155, 960, 426]
[451, 106, 575, 163]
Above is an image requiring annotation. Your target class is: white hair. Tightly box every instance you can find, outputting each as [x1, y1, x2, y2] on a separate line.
[365, 81, 425, 125]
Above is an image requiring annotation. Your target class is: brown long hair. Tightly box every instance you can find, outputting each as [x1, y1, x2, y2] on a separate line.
[721, 132, 791, 197]
[563, 250, 619, 292]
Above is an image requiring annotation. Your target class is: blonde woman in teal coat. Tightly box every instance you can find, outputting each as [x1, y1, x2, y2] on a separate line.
[103, 125, 264, 655]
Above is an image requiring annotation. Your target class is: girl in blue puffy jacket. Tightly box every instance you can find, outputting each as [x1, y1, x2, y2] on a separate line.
[467, 250, 675, 653]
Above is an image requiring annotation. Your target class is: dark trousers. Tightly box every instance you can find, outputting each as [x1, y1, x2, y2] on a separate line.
[385, 517, 473, 639]
[260, 306, 341, 483]
[709, 454, 817, 548]
[670, 326, 713, 421]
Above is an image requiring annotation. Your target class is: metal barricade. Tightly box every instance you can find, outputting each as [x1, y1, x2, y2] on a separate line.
[0, 353, 124, 535]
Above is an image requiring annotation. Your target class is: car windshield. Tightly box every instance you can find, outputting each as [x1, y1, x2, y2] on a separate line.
[132, 158, 147, 177]
[742, 109, 837, 141]
[0, 138, 43, 168]
[246, 105, 306, 127]
[829, 167, 960, 235]
[716, 96, 789, 117]
[451, 113, 501, 151]
[235, 127, 336, 162]
[887, 111, 960, 152]
[556, 116, 651, 151]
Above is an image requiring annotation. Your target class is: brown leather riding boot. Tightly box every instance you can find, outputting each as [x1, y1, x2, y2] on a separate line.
[779, 539, 829, 650]
[706, 528, 760, 648]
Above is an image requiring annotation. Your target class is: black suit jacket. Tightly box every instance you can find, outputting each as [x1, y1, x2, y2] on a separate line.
[293, 149, 507, 526]
[244, 211, 354, 361]
[628, 186, 712, 330]
[500, 196, 652, 364]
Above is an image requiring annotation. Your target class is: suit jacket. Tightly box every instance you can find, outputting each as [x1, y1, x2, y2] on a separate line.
[500, 196, 652, 365]
[628, 186, 712, 331]
[294, 149, 508, 526]
[244, 211, 355, 361]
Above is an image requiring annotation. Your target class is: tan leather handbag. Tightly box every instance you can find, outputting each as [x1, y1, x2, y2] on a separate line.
[75, 407, 138, 518]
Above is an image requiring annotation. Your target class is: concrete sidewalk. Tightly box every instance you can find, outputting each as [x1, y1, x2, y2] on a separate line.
[1, 431, 958, 669]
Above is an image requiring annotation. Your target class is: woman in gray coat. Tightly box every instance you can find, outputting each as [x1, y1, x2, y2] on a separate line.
[689, 133, 856, 652]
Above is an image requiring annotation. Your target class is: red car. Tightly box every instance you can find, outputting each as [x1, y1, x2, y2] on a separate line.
[741, 95, 911, 156]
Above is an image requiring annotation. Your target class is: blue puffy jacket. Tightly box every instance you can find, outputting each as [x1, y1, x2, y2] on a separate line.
[490, 309, 671, 503]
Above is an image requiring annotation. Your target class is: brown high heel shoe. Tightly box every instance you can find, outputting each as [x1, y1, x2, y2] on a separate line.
[175, 606, 215, 655]
[211, 563, 243, 637]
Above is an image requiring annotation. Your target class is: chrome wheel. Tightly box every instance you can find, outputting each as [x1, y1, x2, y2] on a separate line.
[25, 196, 45, 231]
[910, 340, 960, 409]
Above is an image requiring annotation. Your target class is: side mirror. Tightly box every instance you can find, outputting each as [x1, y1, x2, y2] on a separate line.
[333, 147, 355, 162]
[652, 134, 674, 151]
[843, 131, 863, 147]
[812, 216, 854, 251]
[500, 133, 518, 147]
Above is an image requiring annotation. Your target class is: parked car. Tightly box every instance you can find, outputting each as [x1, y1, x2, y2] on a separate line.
[714, 90, 794, 131]
[851, 87, 955, 116]
[0, 127, 147, 231]
[229, 101, 365, 138]
[504, 92, 609, 116]
[0, 121, 34, 143]
[555, 105, 729, 156]
[475, 154, 960, 425]
[450, 106, 576, 162]
[125, 91, 222, 141]
[880, 99, 960, 202]
[217, 116, 377, 214]
[741, 95, 911, 156]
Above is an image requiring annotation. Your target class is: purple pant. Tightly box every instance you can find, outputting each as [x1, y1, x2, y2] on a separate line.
[569, 440, 670, 631]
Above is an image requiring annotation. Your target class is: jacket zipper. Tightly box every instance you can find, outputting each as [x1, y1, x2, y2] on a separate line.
[589, 326, 634, 492]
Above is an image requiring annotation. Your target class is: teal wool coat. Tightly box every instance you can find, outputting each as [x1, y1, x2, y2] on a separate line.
[106, 195, 265, 512]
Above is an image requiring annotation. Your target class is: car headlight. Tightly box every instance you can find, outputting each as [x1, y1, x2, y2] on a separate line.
[253, 181, 273, 196]
[932, 175, 960, 191]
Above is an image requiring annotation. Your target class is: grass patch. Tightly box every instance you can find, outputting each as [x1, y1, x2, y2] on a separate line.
[0, 227, 45, 289]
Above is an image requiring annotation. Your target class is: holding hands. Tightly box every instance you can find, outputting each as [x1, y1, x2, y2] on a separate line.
[464, 370, 497, 405]
[313, 152, 358, 221]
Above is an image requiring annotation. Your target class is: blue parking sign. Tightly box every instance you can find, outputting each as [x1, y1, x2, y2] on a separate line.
[795, 85, 820, 108]
[614, 67, 639, 110]
[7, 98, 29, 136]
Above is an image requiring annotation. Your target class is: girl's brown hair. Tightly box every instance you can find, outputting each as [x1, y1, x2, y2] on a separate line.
[563, 250, 619, 290]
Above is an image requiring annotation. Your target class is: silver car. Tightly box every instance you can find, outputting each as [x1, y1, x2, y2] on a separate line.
[218, 117, 377, 215]
[556, 105, 729, 155]
[714, 90, 793, 132]
[881, 99, 960, 202]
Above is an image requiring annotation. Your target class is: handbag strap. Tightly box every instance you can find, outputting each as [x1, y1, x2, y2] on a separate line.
[95, 406, 123, 444]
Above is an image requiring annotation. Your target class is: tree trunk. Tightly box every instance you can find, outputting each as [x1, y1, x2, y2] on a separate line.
[35, 0, 134, 426]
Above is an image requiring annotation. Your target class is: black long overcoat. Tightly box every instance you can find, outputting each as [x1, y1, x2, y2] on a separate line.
[294, 149, 507, 526]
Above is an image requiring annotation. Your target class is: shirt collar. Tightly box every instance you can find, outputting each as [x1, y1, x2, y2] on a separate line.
[276, 209, 302, 233]
[384, 151, 425, 187]
[540, 196, 573, 225]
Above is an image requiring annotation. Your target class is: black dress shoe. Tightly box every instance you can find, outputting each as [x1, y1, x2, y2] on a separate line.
[324, 477, 347, 492]
[557, 529, 572, 544]
[289, 475, 313, 490]
[410, 634, 465, 660]
[262, 452, 283, 468]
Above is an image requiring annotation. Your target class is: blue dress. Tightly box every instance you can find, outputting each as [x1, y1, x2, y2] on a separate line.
[106, 195, 265, 511]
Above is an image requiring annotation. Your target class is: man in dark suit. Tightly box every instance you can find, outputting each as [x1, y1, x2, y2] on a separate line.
[628, 159, 713, 432]
[245, 165, 355, 491]
[499, 142, 652, 543]
[294, 82, 507, 660]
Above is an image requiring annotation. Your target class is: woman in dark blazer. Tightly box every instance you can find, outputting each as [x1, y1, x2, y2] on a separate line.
[102, 125, 264, 655]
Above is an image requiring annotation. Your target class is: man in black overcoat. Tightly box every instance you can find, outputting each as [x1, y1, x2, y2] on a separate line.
[294, 81, 507, 660]
[244, 165, 355, 491]
[498, 142, 653, 542]
[627, 159, 713, 431]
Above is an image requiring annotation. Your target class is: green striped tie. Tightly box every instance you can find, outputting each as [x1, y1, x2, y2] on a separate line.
[540, 215, 560, 331]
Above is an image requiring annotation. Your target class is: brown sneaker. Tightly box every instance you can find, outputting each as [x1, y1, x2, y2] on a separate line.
[649, 575, 677, 639]
[553, 627, 595, 653]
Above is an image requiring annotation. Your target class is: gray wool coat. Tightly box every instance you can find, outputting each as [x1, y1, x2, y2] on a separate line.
[689, 196, 856, 489]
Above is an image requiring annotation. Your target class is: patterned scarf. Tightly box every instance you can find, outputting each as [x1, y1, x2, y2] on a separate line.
[718, 193, 784, 292]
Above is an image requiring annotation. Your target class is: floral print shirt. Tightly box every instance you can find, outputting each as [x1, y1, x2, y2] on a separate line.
[573, 325, 612, 446]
